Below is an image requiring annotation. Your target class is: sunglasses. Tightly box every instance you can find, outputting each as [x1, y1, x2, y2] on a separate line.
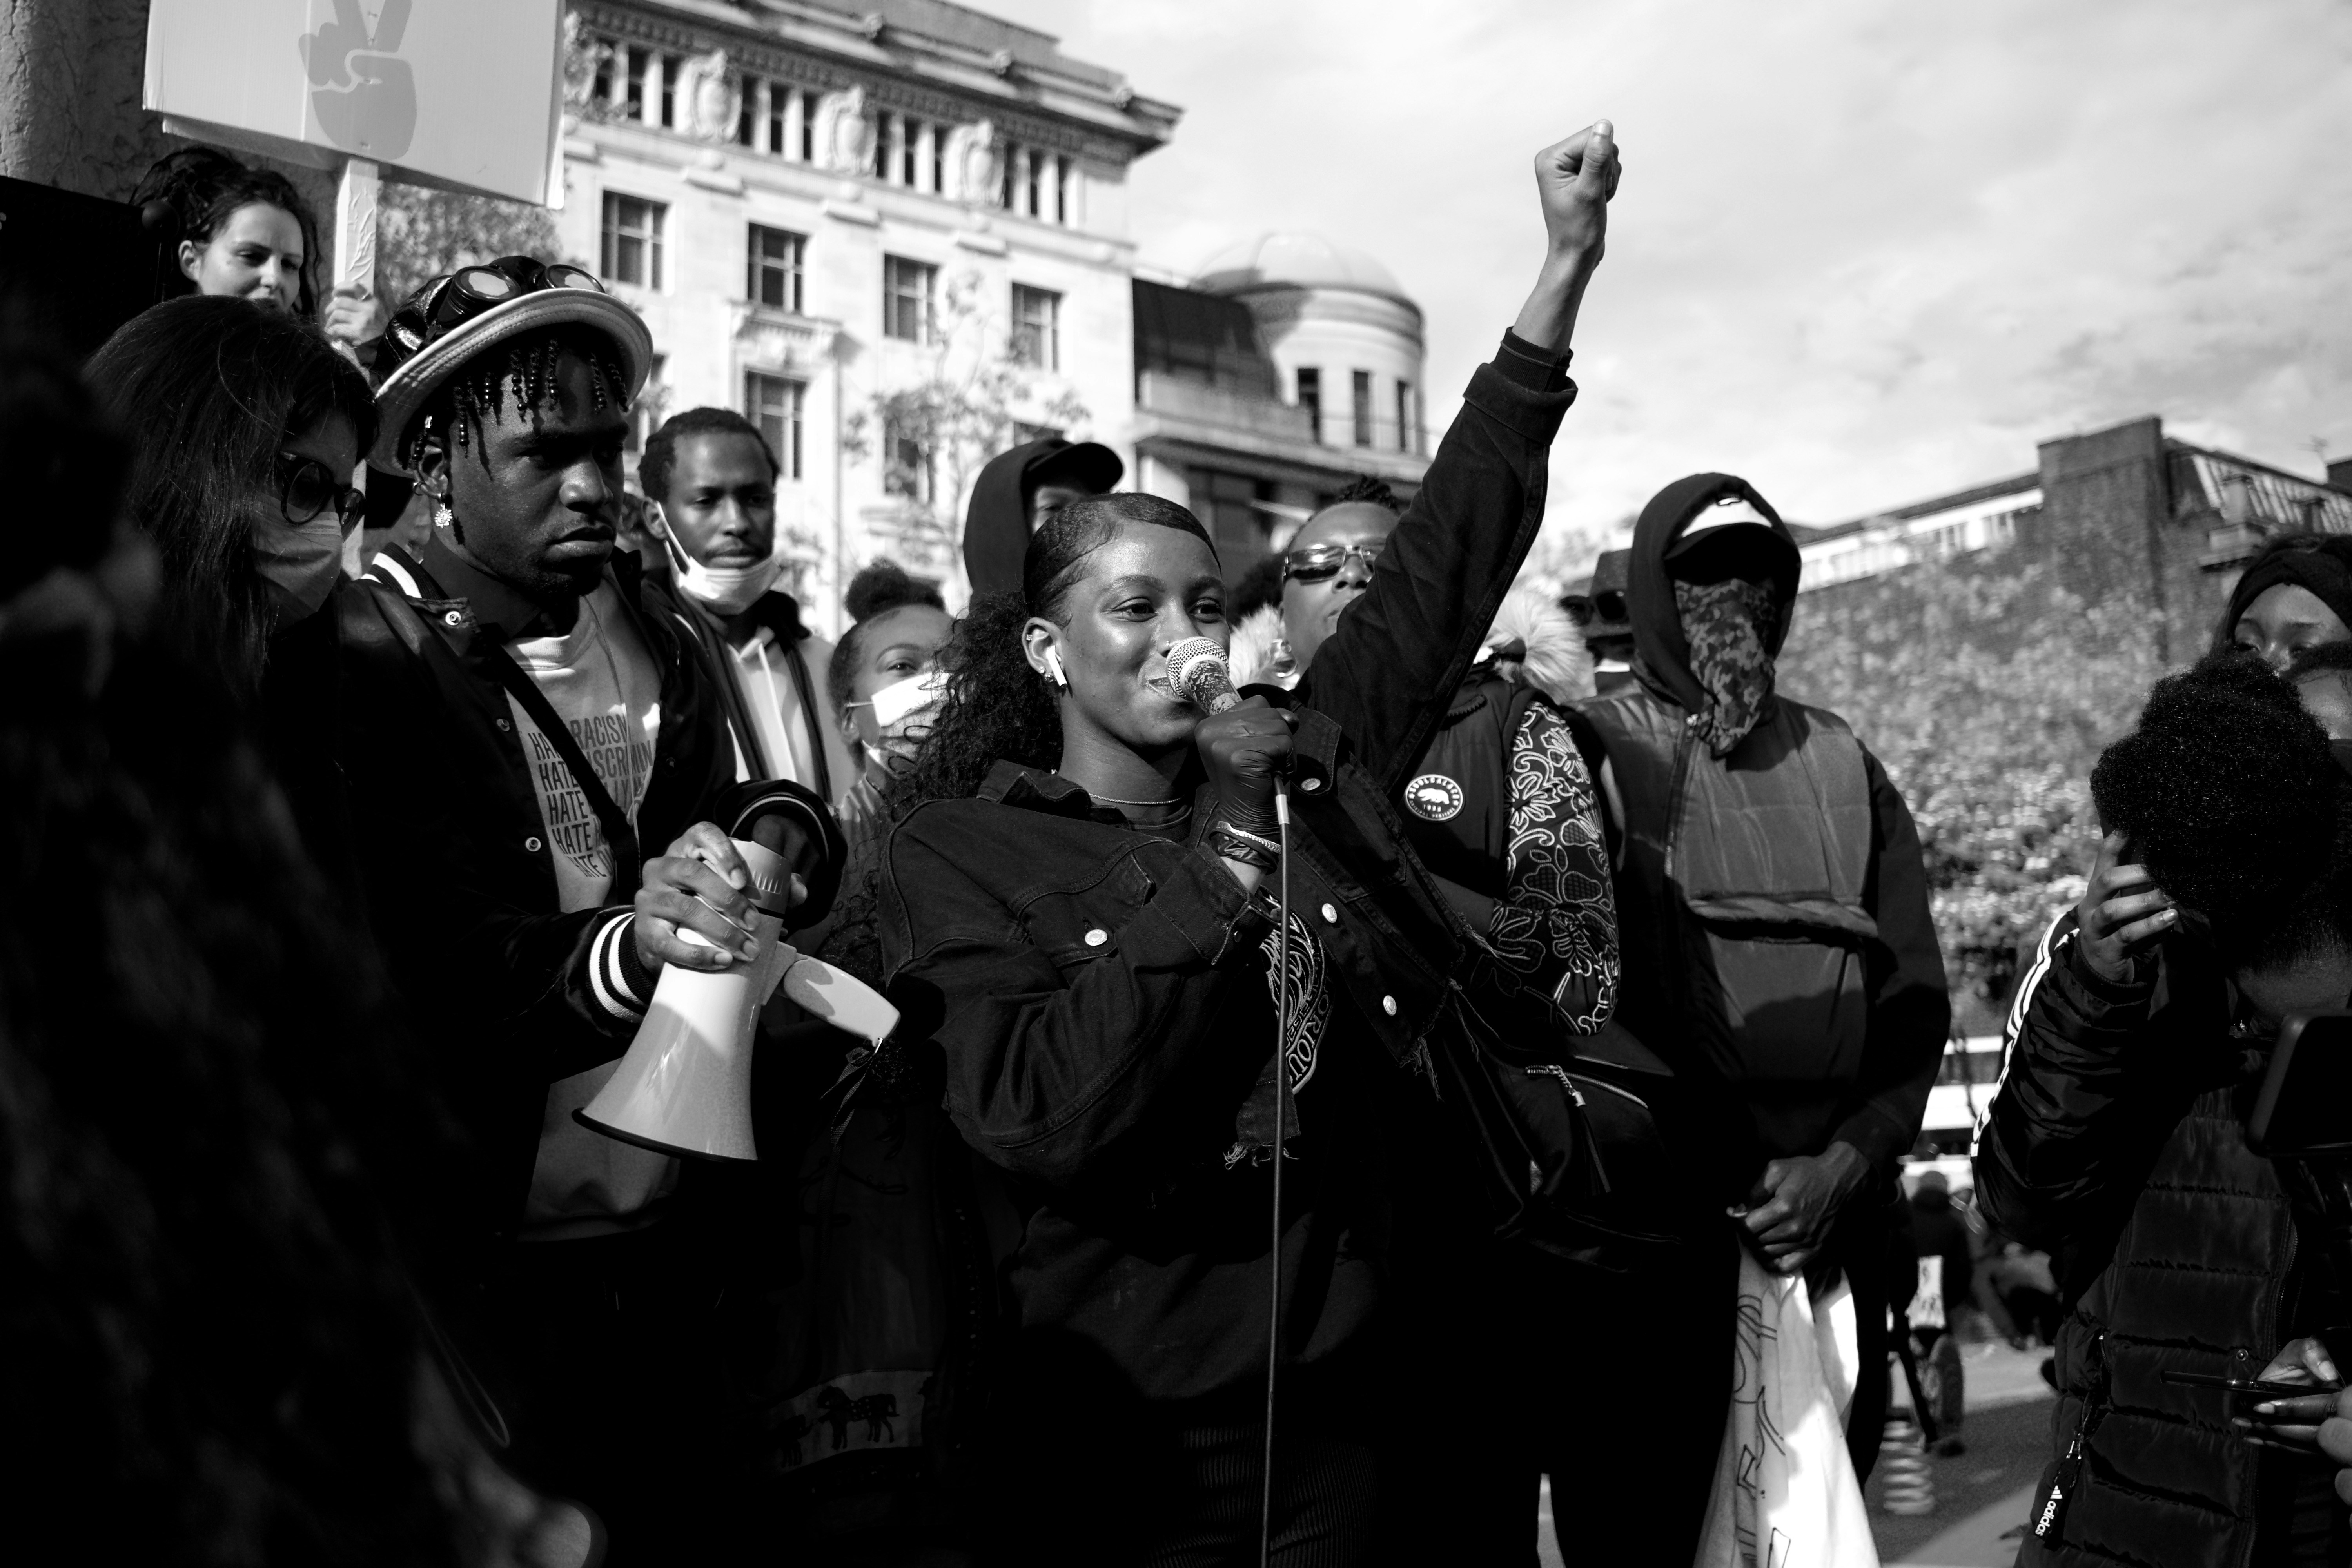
[1284, 539, 1388, 583]
[428, 256, 606, 332]
[277, 452, 366, 528]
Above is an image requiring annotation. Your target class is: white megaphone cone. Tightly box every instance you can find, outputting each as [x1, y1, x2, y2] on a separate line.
[575, 838, 899, 1161]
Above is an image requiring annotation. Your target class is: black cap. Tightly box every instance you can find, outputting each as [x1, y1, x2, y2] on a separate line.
[1662, 497, 1798, 586]
[1026, 440, 1123, 497]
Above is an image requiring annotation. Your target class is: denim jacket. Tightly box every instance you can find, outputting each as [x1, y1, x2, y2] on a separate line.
[877, 335, 1579, 1401]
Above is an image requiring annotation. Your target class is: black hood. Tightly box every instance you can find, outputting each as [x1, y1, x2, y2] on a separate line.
[1626, 472, 1801, 712]
[961, 438, 1122, 601]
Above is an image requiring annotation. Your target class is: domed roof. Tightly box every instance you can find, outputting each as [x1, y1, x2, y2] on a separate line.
[1190, 233, 1415, 308]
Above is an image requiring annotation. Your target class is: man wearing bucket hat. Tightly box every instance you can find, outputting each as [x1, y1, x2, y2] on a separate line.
[336, 256, 844, 1557]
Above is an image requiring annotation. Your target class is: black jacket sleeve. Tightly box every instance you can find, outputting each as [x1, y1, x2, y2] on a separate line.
[1298, 334, 1577, 795]
[880, 814, 1274, 1188]
[1827, 748, 1952, 1171]
[1972, 911, 2203, 1253]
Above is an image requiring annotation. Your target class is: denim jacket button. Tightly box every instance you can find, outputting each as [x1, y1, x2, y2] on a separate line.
[1320, 903, 1338, 924]
[525, 835, 543, 853]
[1381, 995, 1398, 1016]
[1084, 928, 1108, 947]
[1299, 777, 1323, 792]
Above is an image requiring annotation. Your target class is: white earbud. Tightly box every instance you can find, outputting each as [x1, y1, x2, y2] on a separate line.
[1042, 646, 1068, 689]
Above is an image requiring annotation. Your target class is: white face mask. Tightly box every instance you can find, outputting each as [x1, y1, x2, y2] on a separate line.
[864, 668, 947, 730]
[661, 505, 784, 614]
[252, 512, 344, 624]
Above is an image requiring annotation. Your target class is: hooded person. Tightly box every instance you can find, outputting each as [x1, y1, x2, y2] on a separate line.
[958, 437, 1122, 599]
[1579, 471, 1951, 1482]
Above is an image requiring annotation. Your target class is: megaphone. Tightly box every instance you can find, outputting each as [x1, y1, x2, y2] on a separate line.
[575, 837, 899, 1161]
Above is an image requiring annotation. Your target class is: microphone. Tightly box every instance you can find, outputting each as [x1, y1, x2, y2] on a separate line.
[1167, 636, 1241, 714]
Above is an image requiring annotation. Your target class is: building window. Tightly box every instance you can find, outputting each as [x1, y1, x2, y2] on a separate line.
[933, 132, 945, 194]
[748, 225, 805, 313]
[625, 46, 648, 119]
[592, 42, 615, 103]
[1395, 380, 1415, 453]
[744, 372, 804, 481]
[1025, 150, 1042, 217]
[767, 83, 787, 154]
[884, 417, 933, 502]
[659, 53, 682, 129]
[601, 192, 666, 290]
[1055, 156, 1071, 224]
[1350, 370, 1373, 447]
[1011, 284, 1060, 370]
[737, 79, 757, 147]
[1296, 367, 1321, 442]
[873, 116, 890, 180]
[800, 96, 815, 161]
[901, 116, 921, 186]
[883, 255, 934, 342]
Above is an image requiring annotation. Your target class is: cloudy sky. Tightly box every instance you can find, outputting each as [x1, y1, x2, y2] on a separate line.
[996, 0, 2352, 576]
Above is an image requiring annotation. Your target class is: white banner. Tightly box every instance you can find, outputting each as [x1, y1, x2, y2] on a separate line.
[144, 0, 564, 207]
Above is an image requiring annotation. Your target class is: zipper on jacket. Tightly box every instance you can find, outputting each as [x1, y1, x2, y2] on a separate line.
[2034, 1328, 2107, 1546]
[1528, 1063, 1611, 1195]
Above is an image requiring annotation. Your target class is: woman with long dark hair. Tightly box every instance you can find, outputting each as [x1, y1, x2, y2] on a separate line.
[133, 146, 387, 357]
[877, 124, 1619, 1564]
[87, 295, 376, 696]
[0, 344, 586, 1565]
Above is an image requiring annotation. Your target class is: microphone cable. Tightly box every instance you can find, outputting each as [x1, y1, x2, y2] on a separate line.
[1258, 775, 1290, 1568]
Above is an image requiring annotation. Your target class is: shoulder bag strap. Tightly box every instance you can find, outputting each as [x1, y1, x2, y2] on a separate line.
[480, 642, 643, 898]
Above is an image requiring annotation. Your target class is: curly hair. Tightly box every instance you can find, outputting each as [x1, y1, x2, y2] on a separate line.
[86, 296, 378, 698]
[132, 147, 325, 320]
[1327, 473, 1405, 515]
[892, 493, 1216, 811]
[2091, 652, 2348, 968]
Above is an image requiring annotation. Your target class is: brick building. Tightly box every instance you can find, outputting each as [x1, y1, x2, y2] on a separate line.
[1791, 416, 2352, 662]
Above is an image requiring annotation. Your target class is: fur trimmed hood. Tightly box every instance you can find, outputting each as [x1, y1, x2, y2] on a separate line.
[1226, 604, 1297, 690]
[1482, 586, 1593, 705]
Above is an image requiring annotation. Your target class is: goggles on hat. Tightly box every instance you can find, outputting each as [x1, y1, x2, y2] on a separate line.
[1284, 539, 1388, 583]
[429, 257, 606, 331]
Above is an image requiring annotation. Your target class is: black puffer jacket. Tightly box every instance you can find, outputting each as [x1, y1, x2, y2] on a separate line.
[1976, 913, 2309, 1567]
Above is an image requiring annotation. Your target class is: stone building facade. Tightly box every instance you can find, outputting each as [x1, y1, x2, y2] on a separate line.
[1131, 234, 1430, 573]
[557, 0, 1177, 632]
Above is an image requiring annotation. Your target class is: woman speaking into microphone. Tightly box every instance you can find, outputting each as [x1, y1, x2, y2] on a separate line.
[876, 121, 1620, 1566]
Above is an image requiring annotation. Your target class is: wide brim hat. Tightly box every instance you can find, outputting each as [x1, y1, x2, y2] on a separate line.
[370, 279, 655, 473]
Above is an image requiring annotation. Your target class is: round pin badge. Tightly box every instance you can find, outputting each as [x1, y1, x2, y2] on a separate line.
[1404, 773, 1465, 821]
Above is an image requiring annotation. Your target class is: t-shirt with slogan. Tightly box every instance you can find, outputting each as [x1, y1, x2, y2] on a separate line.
[504, 581, 677, 1239]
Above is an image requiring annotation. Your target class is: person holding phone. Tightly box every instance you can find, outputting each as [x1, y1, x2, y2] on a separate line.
[1975, 654, 2352, 1567]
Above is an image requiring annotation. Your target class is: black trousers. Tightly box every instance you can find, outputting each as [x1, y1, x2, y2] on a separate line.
[1375, 1227, 1739, 1566]
[975, 1342, 1380, 1568]
[482, 1221, 757, 1565]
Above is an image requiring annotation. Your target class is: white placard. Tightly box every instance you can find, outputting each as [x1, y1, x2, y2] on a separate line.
[144, 0, 565, 208]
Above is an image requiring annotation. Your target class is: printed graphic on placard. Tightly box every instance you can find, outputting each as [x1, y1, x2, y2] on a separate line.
[299, 0, 418, 159]
[1404, 772, 1465, 821]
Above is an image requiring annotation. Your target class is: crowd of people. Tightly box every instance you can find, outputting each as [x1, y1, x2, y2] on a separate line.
[11, 115, 2352, 1568]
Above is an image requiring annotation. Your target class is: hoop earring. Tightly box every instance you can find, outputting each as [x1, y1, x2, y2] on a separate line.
[1042, 646, 1069, 690]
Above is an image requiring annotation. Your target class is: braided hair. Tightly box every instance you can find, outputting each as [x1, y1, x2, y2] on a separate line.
[895, 492, 1216, 811]
[412, 322, 632, 470]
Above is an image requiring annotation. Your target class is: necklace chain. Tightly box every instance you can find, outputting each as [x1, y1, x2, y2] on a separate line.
[1054, 772, 1187, 808]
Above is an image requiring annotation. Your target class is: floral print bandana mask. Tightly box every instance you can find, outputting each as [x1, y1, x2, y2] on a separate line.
[1673, 577, 1782, 758]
